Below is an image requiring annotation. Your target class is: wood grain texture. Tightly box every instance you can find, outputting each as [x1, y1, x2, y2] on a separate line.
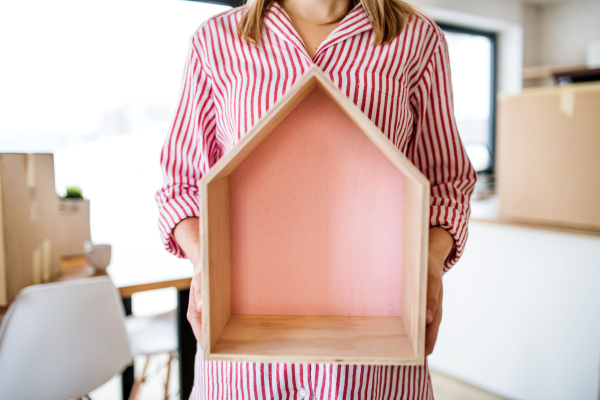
[229, 88, 404, 317]
[497, 82, 600, 231]
[400, 177, 429, 363]
[199, 66, 429, 364]
[209, 315, 418, 365]
[201, 177, 232, 352]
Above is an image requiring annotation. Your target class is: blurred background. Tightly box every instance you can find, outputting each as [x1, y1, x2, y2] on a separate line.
[0, 0, 599, 399]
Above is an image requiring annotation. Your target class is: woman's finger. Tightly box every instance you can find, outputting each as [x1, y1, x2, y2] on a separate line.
[425, 286, 443, 356]
[426, 261, 443, 324]
[192, 269, 202, 313]
[187, 274, 203, 343]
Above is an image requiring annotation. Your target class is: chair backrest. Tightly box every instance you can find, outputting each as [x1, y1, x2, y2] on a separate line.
[0, 277, 132, 400]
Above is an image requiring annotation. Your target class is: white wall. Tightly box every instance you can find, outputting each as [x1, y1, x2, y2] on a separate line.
[539, 0, 600, 66]
[411, 0, 524, 94]
[522, 0, 600, 67]
[412, 0, 523, 23]
[415, 0, 600, 86]
[429, 221, 600, 400]
[522, 3, 542, 67]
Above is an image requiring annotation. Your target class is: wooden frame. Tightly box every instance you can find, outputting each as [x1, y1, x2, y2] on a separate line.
[199, 65, 430, 365]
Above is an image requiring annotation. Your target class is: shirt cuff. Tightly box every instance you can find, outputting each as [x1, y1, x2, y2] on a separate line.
[156, 191, 200, 259]
[429, 204, 470, 272]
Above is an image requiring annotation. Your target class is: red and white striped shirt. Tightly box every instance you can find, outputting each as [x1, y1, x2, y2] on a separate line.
[156, 2, 476, 399]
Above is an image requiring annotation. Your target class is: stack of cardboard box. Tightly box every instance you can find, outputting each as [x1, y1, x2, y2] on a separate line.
[0, 154, 61, 306]
[497, 82, 600, 232]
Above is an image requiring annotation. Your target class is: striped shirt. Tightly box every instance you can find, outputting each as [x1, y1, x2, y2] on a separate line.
[155, 2, 476, 399]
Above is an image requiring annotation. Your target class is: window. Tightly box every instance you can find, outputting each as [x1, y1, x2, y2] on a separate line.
[0, 0, 230, 153]
[438, 24, 497, 175]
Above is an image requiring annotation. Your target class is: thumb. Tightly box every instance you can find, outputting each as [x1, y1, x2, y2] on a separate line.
[196, 299, 203, 313]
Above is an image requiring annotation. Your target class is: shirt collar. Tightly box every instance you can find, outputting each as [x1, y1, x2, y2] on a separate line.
[264, 1, 373, 63]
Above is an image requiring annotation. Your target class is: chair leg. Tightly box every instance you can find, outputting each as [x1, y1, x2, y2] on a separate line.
[128, 355, 151, 400]
[164, 353, 174, 400]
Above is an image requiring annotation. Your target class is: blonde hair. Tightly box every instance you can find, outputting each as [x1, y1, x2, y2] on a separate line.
[237, 0, 415, 46]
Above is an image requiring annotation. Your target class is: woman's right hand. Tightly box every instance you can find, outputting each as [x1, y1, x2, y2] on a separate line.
[173, 217, 203, 345]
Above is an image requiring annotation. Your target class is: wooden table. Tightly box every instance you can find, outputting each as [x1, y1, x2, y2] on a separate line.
[56, 256, 195, 400]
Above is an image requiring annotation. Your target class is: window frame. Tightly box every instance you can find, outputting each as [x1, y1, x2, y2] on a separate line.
[185, 0, 240, 7]
[436, 22, 498, 175]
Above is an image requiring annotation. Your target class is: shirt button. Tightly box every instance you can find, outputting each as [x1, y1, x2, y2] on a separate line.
[299, 388, 308, 397]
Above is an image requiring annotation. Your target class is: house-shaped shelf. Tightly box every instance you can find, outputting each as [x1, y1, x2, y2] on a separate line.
[199, 65, 429, 365]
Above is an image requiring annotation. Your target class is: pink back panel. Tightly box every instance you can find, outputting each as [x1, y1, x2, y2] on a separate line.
[229, 88, 404, 317]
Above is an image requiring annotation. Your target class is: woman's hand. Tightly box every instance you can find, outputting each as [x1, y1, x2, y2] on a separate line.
[425, 226, 455, 356]
[187, 268, 203, 344]
[173, 217, 203, 345]
[174, 219, 454, 354]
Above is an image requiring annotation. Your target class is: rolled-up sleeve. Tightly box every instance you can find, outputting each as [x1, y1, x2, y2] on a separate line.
[408, 33, 477, 271]
[154, 34, 218, 259]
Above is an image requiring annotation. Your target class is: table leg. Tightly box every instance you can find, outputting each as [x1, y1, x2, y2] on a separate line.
[178, 289, 195, 400]
[122, 297, 134, 400]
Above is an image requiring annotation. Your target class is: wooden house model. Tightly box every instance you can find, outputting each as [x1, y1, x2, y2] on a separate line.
[199, 66, 430, 365]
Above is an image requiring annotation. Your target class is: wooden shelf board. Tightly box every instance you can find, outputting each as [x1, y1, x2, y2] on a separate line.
[200, 66, 428, 364]
[209, 314, 418, 365]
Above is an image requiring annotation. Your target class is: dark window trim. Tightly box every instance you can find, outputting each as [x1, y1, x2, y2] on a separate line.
[436, 22, 498, 175]
[183, 0, 241, 8]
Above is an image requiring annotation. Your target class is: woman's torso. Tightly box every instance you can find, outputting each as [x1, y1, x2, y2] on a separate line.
[188, 4, 441, 400]
[191, 346, 433, 400]
[196, 2, 441, 165]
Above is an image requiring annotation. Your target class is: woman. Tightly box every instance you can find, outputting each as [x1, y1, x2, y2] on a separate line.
[155, 0, 476, 398]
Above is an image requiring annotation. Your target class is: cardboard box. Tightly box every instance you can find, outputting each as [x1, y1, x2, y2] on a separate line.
[57, 199, 91, 257]
[0, 154, 61, 306]
[200, 66, 430, 365]
[497, 82, 600, 231]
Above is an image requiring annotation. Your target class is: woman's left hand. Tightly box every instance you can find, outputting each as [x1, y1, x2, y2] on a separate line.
[425, 227, 455, 356]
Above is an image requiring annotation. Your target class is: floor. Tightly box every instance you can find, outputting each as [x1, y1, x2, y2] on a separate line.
[429, 370, 509, 400]
[90, 354, 180, 400]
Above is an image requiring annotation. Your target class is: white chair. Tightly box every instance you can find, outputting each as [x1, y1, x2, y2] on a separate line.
[125, 309, 178, 400]
[0, 277, 132, 400]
